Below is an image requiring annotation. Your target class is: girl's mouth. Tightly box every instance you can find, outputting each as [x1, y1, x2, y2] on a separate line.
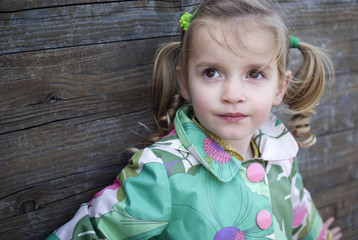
[219, 112, 247, 123]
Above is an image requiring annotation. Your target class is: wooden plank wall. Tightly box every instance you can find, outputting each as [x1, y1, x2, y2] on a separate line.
[0, 0, 357, 239]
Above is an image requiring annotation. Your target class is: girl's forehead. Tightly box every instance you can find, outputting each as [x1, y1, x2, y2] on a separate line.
[190, 19, 277, 58]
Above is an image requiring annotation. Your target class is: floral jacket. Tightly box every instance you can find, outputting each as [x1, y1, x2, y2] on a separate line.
[47, 107, 327, 240]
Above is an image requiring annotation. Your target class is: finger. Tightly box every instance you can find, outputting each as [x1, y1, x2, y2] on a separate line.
[324, 217, 335, 228]
[332, 232, 342, 240]
[330, 226, 341, 235]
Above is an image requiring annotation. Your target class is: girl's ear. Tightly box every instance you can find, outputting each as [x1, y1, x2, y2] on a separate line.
[273, 70, 291, 106]
[176, 66, 190, 100]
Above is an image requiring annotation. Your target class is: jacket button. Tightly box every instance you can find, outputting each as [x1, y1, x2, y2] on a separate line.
[246, 162, 265, 183]
[256, 209, 272, 230]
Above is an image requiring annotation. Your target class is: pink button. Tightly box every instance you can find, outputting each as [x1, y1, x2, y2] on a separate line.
[246, 162, 265, 183]
[256, 210, 272, 230]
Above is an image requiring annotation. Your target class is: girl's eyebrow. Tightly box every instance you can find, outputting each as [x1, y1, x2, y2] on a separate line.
[195, 61, 223, 68]
[245, 63, 273, 71]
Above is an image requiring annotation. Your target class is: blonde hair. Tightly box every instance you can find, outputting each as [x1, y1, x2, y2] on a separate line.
[148, 0, 334, 148]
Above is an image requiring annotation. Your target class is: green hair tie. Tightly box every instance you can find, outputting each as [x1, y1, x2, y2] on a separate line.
[179, 8, 199, 31]
[179, 12, 192, 31]
[290, 36, 300, 48]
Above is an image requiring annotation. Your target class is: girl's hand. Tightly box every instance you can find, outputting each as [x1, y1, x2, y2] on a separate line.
[324, 217, 342, 240]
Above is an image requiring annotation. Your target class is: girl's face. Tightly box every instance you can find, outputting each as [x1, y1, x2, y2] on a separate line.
[178, 22, 290, 152]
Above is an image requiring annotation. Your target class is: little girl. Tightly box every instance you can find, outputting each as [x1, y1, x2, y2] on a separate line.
[47, 0, 342, 239]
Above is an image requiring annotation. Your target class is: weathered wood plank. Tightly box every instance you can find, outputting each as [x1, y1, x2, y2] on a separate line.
[1, 89, 149, 134]
[0, 37, 177, 108]
[0, 0, 200, 12]
[0, 181, 113, 240]
[283, 0, 358, 25]
[0, 88, 153, 195]
[0, 0, 118, 12]
[298, 127, 358, 191]
[0, 164, 121, 220]
[313, 181, 358, 239]
[313, 74, 358, 136]
[0, 0, 202, 54]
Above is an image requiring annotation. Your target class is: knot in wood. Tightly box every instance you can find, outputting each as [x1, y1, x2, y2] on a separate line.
[21, 200, 38, 213]
[42, 92, 64, 104]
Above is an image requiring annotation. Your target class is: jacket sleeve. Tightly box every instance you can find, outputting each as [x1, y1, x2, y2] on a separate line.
[47, 148, 172, 240]
[291, 157, 330, 240]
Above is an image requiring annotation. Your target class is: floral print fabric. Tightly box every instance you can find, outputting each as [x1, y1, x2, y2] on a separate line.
[47, 107, 326, 240]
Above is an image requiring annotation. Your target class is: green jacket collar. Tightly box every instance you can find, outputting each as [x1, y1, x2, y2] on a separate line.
[174, 107, 298, 182]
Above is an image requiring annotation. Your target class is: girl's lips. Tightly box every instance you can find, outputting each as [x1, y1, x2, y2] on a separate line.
[219, 112, 247, 123]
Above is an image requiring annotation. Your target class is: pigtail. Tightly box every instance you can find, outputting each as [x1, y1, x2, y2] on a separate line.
[146, 41, 186, 146]
[284, 41, 334, 148]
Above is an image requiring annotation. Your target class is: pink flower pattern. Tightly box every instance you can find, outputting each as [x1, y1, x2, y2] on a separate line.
[203, 136, 232, 164]
[317, 224, 327, 240]
[292, 202, 306, 227]
[89, 178, 121, 204]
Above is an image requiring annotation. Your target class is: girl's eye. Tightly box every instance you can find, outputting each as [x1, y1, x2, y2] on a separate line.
[203, 68, 220, 78]
[247, 70, 264, 80]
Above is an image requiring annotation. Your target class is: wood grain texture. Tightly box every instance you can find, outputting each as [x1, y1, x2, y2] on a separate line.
[0, 0, 202, 54]
[0, 0, 357, 239]
[0, 37, 168, 108]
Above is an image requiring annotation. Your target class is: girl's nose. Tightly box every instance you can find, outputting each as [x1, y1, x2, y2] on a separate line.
[221, 79, 246, 103]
